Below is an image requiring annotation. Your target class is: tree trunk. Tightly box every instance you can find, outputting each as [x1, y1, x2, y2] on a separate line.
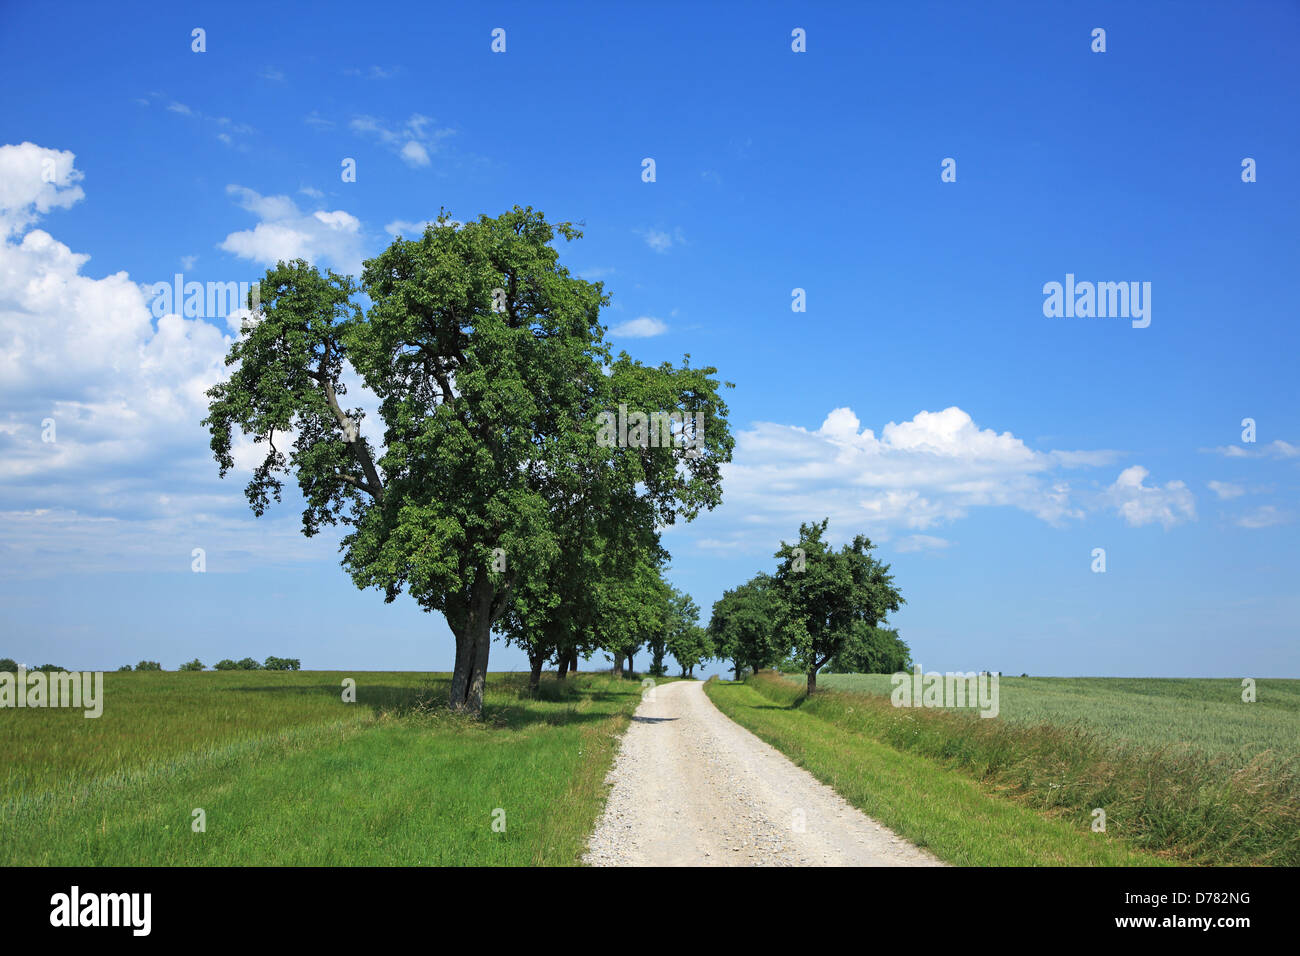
[569, 649, 578, 674]
[625, 652, 634, 676]
[449, 622, 491, 715]
[528, 655, 544, 694]
[806, 669, 817, 695]
[611, 654, 623, 678]
[557, 653, 570, 681]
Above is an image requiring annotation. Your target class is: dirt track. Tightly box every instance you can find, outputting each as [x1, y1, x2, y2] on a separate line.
[583, 680, 944, 866]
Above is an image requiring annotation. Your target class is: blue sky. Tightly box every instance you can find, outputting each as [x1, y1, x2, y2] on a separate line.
[1, 1, 1296, 678]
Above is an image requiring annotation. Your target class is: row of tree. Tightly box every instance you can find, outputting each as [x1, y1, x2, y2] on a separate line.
[204, 207, 734, 714]
[707, 519, 909, 694]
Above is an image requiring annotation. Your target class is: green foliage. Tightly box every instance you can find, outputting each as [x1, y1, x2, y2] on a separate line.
[707, 573, 782, 678]
[178, 659, 205, 672]
[116, 665, 132, 672]
[204, 207, 733, 714]
[134, 661, 162, 672]
[210, 658, 266, 671]
[772, 519, 903, 690]
[824, 625, 911, 674]
[262, 657, 301, 671]
[664, 588, 709, 676]
[0, 659, 17, 672]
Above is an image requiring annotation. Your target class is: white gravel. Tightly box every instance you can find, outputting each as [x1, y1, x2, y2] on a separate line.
[583, 679, 945, 866]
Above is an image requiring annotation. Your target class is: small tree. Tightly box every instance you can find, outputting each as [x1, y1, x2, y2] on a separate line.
[263, 656, 301, 671]
[708, 574, 782, 679]
[660, 587, 701, 677]
[235, 657, 262, 671]
[667, 623, 710, 677]
[0, 658, 17, 672]
[825, 625, 911, 674]
[773, 519, 904, 695]
[134, 660, 163, 672]
[116, 664, 133, 672]
[179, 659, 205, 671]
[213, 659, 238, 671]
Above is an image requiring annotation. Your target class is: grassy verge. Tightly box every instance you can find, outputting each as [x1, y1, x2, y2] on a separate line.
[708, 673, 1296, 866]
[1, 670, 657, 865]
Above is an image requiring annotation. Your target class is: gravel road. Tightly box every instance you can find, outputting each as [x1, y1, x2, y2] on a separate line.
[583, 679, 944, 866]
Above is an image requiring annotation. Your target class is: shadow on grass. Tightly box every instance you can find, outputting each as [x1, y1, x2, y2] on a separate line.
[219, 672, 644, 732]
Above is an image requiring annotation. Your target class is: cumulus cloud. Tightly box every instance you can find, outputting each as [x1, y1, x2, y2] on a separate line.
[1105, 466, 1196, 528]
[608, 316, 667, 338]
[695, 406, 1100, 555]
[219, 185, 365, 275]
[0, 142, 85, 237]
[0, 144, 346, 573]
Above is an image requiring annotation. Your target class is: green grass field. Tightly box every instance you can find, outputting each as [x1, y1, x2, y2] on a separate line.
[0, 670, 654, 865]
[710, 672, 1299, 866]
[797, 673, 1300, 759]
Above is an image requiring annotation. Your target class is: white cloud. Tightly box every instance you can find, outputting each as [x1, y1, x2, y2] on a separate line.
[1204, 440, 1299, 459]
[350, 113, 454, 168]
[896, 534, 951, 553]
[0, 142, 85, 237]
[219, 185, 365, 275]
[609, 316, 667, 338]
[1236, 505, 1292, 529]
[1105, 466, 1196, 528]
[1208, 480, 1245, 499]
[384, 218, 461, 237]
[0, 147, 237, 523]
[181, 254, 197, 270]
[0, 146, 379, 574]
[701, 406, 1096, 553]
[640, 227, 686, 253]
[400, 141, 430, 167]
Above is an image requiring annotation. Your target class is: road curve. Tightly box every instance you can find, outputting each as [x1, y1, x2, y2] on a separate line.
[584, 679, 944, 866]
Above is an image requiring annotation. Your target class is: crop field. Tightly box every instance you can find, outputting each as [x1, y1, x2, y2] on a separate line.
[0, 670, 652, 866]
[713, 673, 1300, 866]
[788, 673, 1300, 759]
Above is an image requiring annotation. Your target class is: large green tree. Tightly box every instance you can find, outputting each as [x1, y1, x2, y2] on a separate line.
[204, 208, 732, 715]
[773, 519, 904, 695]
